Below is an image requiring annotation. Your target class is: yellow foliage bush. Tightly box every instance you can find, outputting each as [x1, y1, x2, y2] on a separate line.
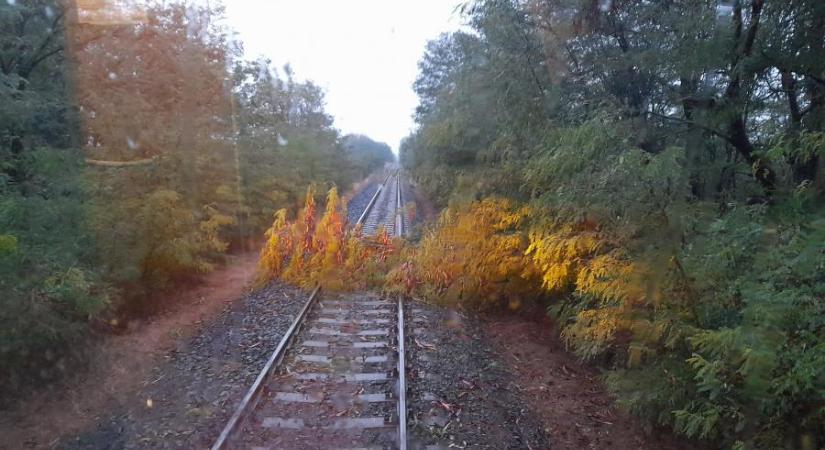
[391, 197, 666, 365]
[526, 216, 669, 363]
[258, 190, 668, 367]
[136, 189, 235, 284]
[282, 185, 317, 281]
[257, 209, 290, 283]
[526, 221, 606, 292]
[388, 197, 542, 308]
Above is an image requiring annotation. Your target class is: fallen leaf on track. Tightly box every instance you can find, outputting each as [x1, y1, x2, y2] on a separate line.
[415, 338, 436, 350]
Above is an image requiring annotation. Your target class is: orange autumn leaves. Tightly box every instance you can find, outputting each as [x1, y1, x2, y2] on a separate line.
[395, 197, 656, 364]
[258, 190, 649, 364]
[257, 185, 401, 291]
[386, 197, 541, 309]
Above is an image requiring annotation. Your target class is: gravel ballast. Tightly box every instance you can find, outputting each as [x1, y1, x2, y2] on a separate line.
[407, 300, 550, 449]
[347, 181, 380, 224]
[41, 278, 553, 450]
[58, 282, 310, 450]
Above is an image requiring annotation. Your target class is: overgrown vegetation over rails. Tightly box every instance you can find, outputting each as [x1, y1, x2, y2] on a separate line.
[257, 185, 402, 292]
[387, 198, 541, 309]
[0, 1, 389, 396]
[399, 1, 825, 448]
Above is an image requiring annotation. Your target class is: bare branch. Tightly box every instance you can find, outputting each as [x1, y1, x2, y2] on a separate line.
[19, 7, 66, 78]
[645, 110, 734, 145]
[85, 157, 158, 167]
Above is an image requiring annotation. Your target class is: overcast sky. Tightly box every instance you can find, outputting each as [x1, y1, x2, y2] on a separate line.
[222, 1, 464, 152]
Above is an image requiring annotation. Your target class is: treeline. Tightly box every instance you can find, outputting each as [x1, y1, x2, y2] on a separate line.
[0, 1, 390, 398]
[401, 1, 825, 448]
[342, 134, 396, 180]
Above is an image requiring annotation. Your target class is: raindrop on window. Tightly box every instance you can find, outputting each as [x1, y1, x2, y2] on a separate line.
[716, 4, 733, 17]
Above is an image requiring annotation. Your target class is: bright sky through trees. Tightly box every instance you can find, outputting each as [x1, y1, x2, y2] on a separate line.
[223, 0, 463, 153]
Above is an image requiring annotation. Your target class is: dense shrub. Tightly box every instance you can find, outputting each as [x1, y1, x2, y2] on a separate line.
[0, 1, 394, 397]
[398, 0, 825, 447]
[0, 147, 108, 394]
[391, 192, 825, 447]
[388, 197, 541, 309]
[257, 185, 402, 291]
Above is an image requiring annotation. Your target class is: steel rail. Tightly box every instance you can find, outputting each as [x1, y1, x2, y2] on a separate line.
[396, 295, 408, 450]
[394, 173, 403, 238]
[212, 170, 407, 449]
[210, 285, 321, 450]
[394, 172, 407, 449]
[356, 172, 392, 226]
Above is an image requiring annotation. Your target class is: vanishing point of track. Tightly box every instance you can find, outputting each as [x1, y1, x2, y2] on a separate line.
[212, 171, 408, 450]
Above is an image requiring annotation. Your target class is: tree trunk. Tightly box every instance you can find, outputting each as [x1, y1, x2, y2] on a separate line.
[680, 76, 709, 198]
[727, 116, 775, 191]
[723, 0, 775, 193]
[781, 70, 818, 184]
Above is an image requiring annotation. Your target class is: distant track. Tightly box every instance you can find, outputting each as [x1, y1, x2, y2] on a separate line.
[357, 170, 404, 237]
[211, 171, 408, 450]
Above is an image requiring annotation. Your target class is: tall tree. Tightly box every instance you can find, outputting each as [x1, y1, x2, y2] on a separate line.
[1, 0, 70, 187]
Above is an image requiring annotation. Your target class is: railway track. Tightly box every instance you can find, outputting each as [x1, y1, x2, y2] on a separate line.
[212, 172, 408, 450]
[357, 170, 404, 237]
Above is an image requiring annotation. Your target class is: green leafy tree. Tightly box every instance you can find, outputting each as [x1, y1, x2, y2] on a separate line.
[342, 134, 394, 179]
[402, 0, 825, 446]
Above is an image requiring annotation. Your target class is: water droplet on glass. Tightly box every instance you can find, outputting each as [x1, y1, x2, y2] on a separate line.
[716, 4, 733, 17]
